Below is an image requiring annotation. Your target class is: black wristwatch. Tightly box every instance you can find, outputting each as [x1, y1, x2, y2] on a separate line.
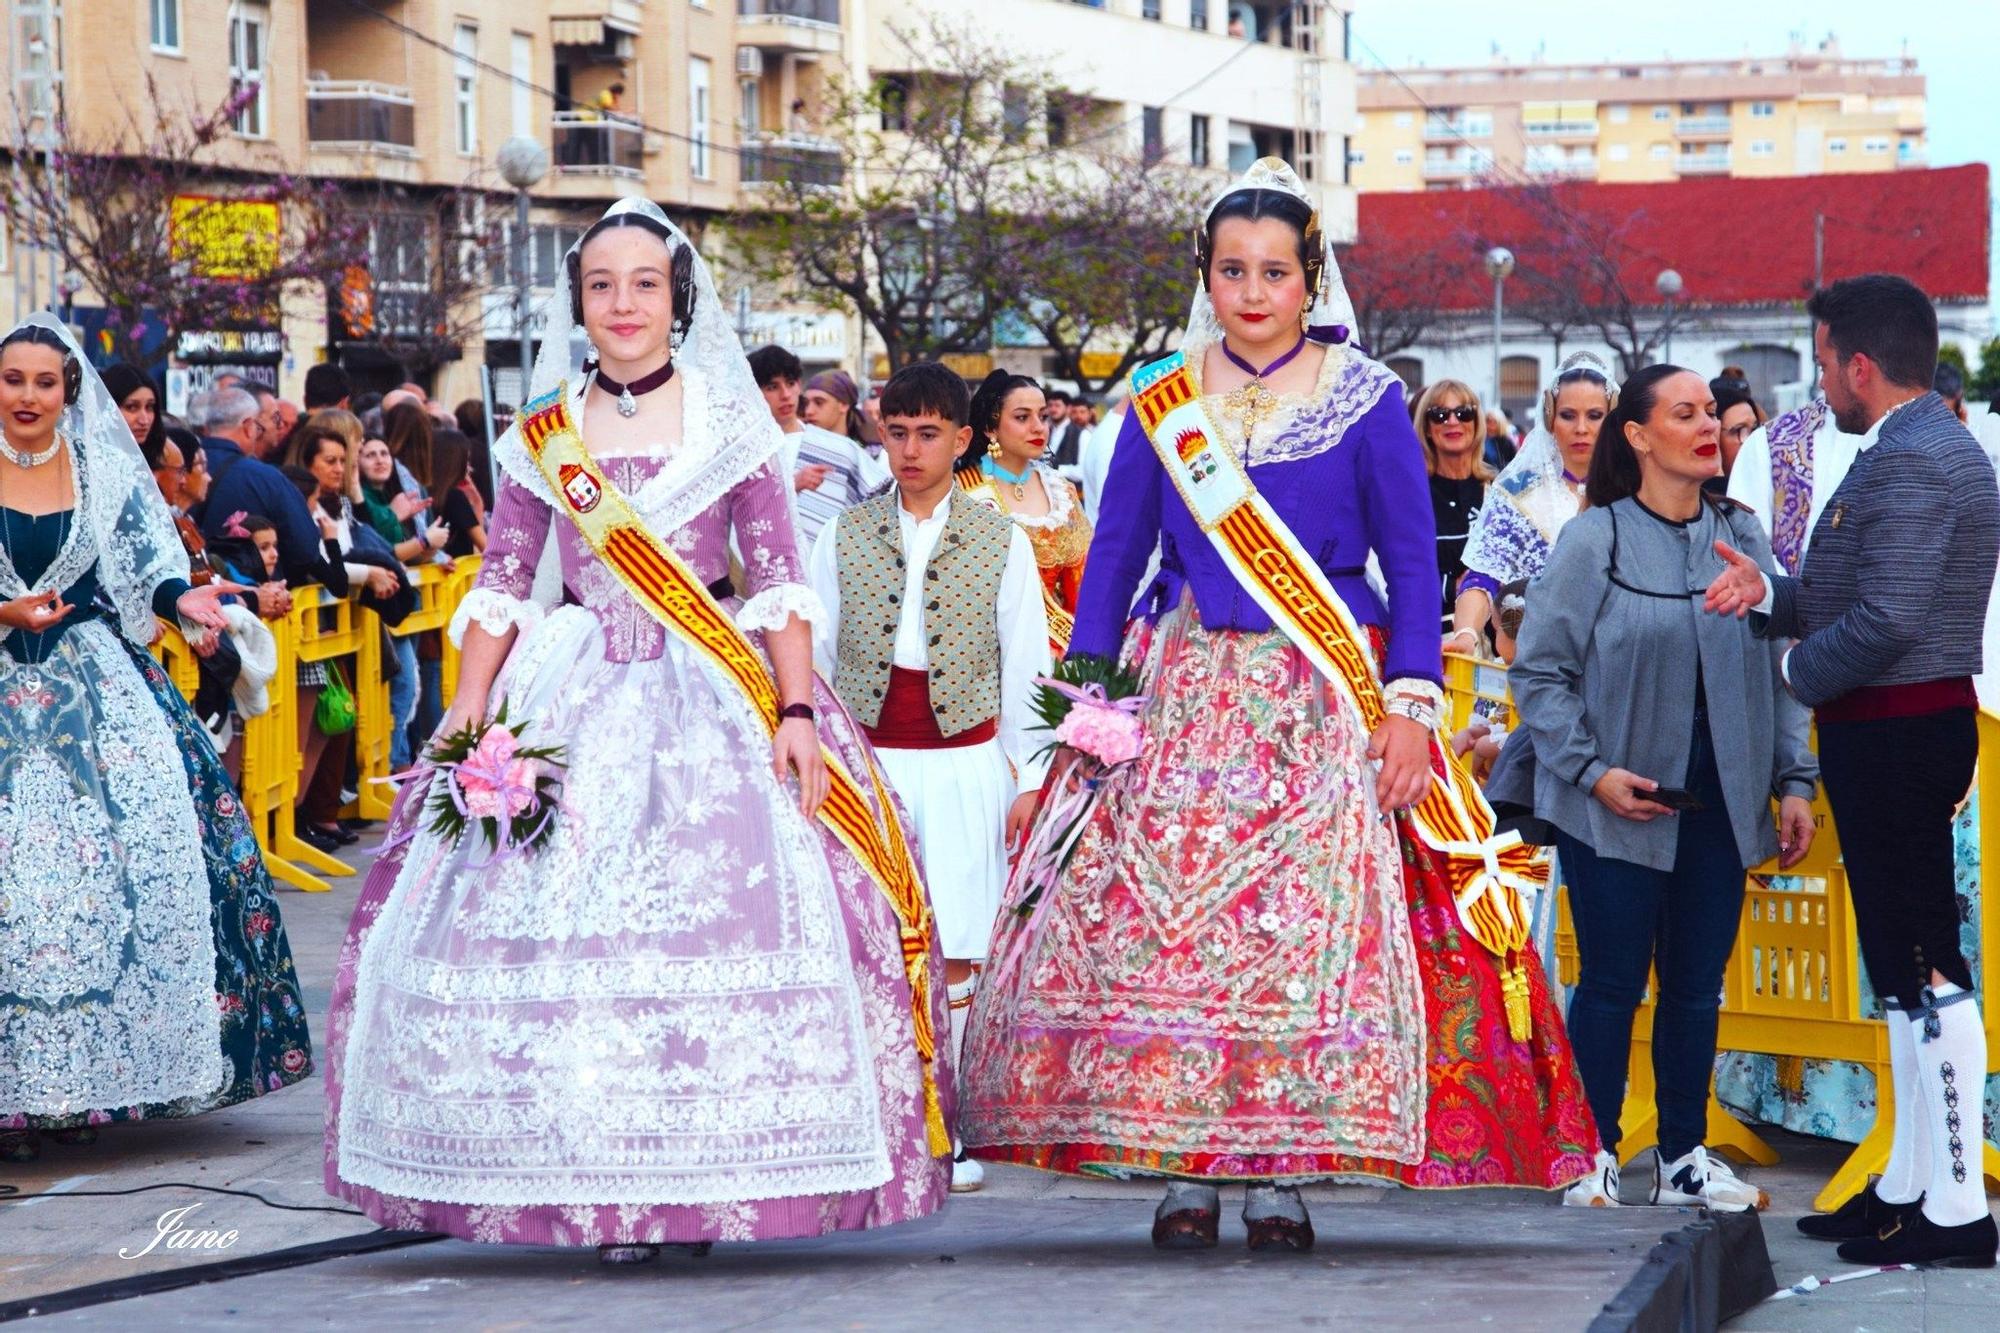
[779, 703, 815, 723]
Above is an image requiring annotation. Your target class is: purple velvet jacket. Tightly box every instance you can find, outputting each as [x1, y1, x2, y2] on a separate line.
[1069, 360, 1443, 688]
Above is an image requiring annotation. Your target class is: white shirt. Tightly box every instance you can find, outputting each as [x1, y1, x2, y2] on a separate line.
[808, 492, 1053, 788]
[1080, 408, 1124, 524]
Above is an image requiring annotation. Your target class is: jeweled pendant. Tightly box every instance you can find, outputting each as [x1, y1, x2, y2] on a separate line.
[617, 387, 637, 418]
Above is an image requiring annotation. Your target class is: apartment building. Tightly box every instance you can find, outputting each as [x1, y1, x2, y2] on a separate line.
[1351, 38, 1926, 194]
[1, 1, 1353, 401]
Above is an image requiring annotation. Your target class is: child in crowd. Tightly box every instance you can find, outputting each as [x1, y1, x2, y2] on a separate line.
[805, 361, 1053, 1194]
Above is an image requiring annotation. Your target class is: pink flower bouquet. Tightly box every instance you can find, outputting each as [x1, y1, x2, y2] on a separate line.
[419, 704, 566, 866]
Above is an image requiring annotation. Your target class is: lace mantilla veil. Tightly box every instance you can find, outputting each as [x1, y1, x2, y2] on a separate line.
[0, 312, 190, 644]
[1461, 349, 1618, 586]
[1182, 157, 1359, 353]
[490, 198, 787, 579]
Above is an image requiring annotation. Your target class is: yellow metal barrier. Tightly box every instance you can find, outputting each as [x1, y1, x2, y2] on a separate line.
[348, 558, 483, 824]
[149, 559, 483, 894]
[1443, 653, 2000, 1209]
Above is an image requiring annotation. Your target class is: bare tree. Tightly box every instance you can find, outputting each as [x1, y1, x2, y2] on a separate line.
[1010, 154, 1208, 394]
[1504, 181, 1695, 377]
[726, 15, 1066, 373]
[1336, 230, 1474, 362]
[0, 77, 365, 364]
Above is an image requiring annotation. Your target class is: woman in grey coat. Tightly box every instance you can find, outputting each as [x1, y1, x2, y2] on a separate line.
[1512, 364, 1818, 1215]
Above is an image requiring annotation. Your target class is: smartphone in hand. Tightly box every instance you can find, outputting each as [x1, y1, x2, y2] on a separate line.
[1647, 786, 1705, 813]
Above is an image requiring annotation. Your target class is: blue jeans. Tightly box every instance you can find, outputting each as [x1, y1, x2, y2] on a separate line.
[387, 635, 419, 770]
[1555, 712, 1745, 1161]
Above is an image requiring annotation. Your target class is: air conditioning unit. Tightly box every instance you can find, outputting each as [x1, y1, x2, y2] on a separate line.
[736, 47, 764, 78]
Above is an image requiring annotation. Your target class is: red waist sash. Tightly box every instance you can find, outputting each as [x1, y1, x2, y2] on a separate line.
[1816, 676, 1977, 724]
[865, 666, 997, 750]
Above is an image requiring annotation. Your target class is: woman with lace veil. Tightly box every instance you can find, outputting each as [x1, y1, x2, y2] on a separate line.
[959, 161, 1595, 1252]
[956, 370, 1092, 655]
[0, 316, 313, 1164]
[323, 199, 952, 1260]
[1447, 352, 1616, 651]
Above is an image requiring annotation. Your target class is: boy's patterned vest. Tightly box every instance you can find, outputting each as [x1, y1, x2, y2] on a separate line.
[833, 491, 1011, 736]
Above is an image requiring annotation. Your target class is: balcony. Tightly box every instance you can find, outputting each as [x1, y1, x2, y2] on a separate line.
[741, 135, 843, 191]
[1677, 151, 1731, 175]
[306, 81, 416, 156]
[1422, 156, 1477, 178]
[1424, 119, 1492, 142]
[1676, 115, 1733, 138]
[1524, 119, 1599, 138]
[552, 113, 643, 177]
[736, 0, 843, 55]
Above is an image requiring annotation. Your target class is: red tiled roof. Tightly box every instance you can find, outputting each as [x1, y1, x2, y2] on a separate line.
[1348, 164, 1989, 312]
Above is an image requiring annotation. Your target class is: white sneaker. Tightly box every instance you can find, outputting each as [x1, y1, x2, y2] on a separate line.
[1563, 1149, 1622, 1207]
[950, 1146, 984, 1194]
[1650, 1145, 1768, 1212]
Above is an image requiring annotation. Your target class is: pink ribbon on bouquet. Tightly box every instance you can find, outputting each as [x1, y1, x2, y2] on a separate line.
[1032, 677, 1150, 714]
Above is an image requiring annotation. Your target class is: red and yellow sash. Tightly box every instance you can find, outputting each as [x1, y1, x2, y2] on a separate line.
[519, 386, 950, 1154]
[1132, 351, 1545, 1039]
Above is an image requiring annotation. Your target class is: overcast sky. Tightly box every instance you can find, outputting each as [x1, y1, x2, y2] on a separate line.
[1350, 0, 2000, 315]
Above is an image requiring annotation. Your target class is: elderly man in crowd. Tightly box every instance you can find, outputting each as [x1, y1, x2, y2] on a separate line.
[194, 387, 318, 602]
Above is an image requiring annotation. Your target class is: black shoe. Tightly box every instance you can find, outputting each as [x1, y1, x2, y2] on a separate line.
[340, 818, 376, 834]
[1836, 1210, 1997, 1268]
[298, 825, 344, 853]
[315, 824, 360, 846]
[1798, 1183, 1922, 1241]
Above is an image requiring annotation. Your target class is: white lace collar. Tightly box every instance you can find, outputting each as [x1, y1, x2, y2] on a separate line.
[966, 461, 1076, 531]
[1183, 338, 1399, 467]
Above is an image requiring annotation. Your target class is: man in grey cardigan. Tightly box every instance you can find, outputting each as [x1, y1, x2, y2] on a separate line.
[1709, 273, 2000, 1267]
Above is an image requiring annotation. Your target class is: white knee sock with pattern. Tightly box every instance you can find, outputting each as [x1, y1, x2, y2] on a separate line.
[1913, 983, 1987, 1227]
[1876, 999, 1929, 1205]
[947, 971, 979, 1072]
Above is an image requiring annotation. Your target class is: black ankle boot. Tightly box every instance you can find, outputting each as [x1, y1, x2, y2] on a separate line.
[1836, 1210, 1997, 1268]
[1797, 1182, 1922, 1241]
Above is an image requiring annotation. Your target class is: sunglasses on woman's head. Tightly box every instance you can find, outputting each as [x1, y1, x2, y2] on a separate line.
[1427, 406, 1479, 424]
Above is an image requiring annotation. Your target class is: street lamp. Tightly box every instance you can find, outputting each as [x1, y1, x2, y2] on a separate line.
[1655, 268, 1684, 365]
[1485, 246, 1514, 421]
[497, 135, 551, 407]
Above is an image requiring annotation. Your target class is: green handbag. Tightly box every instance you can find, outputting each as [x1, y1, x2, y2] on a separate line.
[314, 661, 357, 735]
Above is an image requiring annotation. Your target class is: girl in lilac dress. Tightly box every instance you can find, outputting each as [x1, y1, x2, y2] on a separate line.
[324, 200, 951, 1261]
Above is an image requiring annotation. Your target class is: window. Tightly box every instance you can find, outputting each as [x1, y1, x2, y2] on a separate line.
[1002, 85, 1030, 145]
[1045, 95, 1068, 147]
[1190, 113, 1211, 168]
[227, 4, 269, 137]
[510, 33, 534, 138]
[1346, 147, 1364, 165]
[1393, 147, 1414, 165]
[881, 76, 911, 133]
[690, 58, 713, 177]
[1650, 105, 1671, 121]
[1863, 136, 1890, 154]
[740, 79, 761, 135]
[1142, 0, 1161, 18]
[1649, 142, 1670, 160]
[1749, 139, 1774, 157]
[1828, 138, 1847, 154]
[1607, 143, 1629, 162]
[1190, 0, 1208, 29]
[453, 23, 478, 156]
[1750, 101, 1775, 118]
[1607, 103, 1628, 124]
[151, 0, 181, 52]
[1141, 106, 1163, 164]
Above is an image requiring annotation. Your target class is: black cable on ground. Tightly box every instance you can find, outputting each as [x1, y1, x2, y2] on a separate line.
[0, 1229, 444, 1323]
[0, 1180, 362, 1216]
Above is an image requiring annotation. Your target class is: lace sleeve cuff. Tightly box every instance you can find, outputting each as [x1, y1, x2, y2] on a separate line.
[449, 587, 544, 646]
[735, 582, 826, 634]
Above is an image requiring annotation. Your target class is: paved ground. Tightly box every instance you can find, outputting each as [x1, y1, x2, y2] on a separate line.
[3, 832, 1995, 1330]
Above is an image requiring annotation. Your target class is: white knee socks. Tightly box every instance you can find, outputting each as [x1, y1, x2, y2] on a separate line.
[947, 972, 979, 1072]
[1876, 998, 1930, 1205]
[1913, 982, 1987, 1227]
